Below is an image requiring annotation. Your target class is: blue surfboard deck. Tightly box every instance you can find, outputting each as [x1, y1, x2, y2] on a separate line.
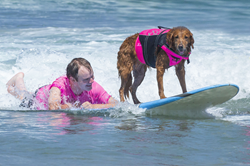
[139, 84, 239, 116]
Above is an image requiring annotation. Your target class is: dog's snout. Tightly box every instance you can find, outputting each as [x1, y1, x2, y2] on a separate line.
[178, 44, 183, 51]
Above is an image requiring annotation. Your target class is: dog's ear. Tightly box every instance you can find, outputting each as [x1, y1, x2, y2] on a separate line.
[166, 28, 175, 49]
[190, 32, 194, 49]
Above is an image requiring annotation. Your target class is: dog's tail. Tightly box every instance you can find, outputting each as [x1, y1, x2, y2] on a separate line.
[124, 73, 132, 99]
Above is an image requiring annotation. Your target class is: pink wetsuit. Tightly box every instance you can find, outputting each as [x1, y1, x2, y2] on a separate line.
[34, 76, 111, 110]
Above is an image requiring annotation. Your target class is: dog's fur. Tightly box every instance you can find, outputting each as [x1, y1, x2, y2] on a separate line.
[117, 26, 194, 104]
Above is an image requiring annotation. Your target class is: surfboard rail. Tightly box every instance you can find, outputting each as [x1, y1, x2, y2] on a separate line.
[139, 84, 239, 110]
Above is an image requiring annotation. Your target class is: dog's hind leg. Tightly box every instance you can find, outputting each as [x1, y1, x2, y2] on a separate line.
[117, 33, 139, 102]
[130, 63, 147, 104]
[119, 71, 132, 102]
[117, 52, 133, 102]
[124, 73, 132, 99]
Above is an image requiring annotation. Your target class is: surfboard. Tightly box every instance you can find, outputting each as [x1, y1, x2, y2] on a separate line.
[139, 84, 239, 117]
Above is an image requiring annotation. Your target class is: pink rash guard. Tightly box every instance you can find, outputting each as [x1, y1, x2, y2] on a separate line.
[34, 76, 111, 110]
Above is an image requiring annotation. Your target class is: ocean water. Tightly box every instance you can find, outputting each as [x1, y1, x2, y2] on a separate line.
[0, 0, 250, 165]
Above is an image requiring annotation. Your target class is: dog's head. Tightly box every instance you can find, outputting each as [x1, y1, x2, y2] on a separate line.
[166, 26, 194, 56]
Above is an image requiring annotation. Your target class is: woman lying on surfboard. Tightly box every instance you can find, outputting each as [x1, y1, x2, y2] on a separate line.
[6, 57, 118, 110]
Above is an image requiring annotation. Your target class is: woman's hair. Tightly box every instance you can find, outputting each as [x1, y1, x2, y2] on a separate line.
[66, 58, 92, 81]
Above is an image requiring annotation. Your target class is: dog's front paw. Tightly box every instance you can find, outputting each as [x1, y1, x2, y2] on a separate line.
[160, 95, 166, 99]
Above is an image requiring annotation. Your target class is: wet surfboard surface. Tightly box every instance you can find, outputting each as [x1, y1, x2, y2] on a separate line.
[138, 84, 239, 116]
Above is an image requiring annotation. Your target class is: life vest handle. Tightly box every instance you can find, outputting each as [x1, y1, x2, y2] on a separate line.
[158, 26, 170, 30]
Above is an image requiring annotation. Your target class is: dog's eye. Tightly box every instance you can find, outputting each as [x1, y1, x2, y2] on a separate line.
[175, 35, 179, 39]
[185, 36, 188, 39]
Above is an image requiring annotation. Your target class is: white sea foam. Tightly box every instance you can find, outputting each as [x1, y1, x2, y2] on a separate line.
[222, 115, 250, 126]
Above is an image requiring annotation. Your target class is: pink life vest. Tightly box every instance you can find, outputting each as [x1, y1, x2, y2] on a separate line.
[34, 76, 111, 110]
[135, 27, 190, 68]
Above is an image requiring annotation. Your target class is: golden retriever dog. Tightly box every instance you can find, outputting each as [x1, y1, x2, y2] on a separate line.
[117, 26, 194, 104]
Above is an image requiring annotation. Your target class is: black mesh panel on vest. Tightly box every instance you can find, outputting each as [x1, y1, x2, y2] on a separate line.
[139, 35, 158, 68]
